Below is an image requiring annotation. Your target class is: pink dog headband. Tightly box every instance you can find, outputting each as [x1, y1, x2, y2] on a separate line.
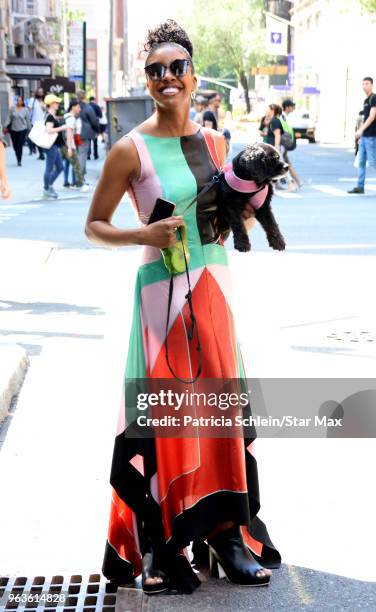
[223, 163, 268, 210]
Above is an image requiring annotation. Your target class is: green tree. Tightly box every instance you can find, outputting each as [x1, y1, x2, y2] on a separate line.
[360, 0, 376, 10]
[182, 0, 269, 113]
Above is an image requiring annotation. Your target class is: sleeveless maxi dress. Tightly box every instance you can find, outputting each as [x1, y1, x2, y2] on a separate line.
[101, 126, 281, 583]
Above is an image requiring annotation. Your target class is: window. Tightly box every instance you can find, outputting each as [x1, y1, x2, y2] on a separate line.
[12, 0, 24, 11]
[26, 0, 35, 14]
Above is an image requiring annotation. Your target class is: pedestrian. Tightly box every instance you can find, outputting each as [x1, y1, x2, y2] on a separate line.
[192, 95, 207, 124]
[348, 76, 376, 194]
[5, 96, 31, 166]
[264, 104, 283, 148]
[203, 92, 221, 130]
[354, 110, 364, 156]
[259, 115, 271, 142]
[98, 106, 108, 150]
[26, 87, 46, 159]
[86, 18, 280, 594]
[76, 90, 100, 181]
[61, 98, 86, 190]
[43, 94, 67, 199]
[281, 99, 302, 189]
[264, 104, 293, 190]
[88, 96, 102, 160]
[0, 114, 10, 199]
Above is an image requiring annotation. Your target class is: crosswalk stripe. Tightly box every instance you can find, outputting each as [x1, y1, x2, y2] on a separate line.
[338, 177, 376, 182]
[274, 190, 302, 199]
[288, 243, 376, 250]
[0, 204, 42, 209]
[311, 185, 349, 196]
[0, 204, 43, 226]
[365, 185, 376, 192]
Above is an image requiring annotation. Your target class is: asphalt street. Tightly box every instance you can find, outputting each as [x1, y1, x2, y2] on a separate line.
[1, 140, 375, 254]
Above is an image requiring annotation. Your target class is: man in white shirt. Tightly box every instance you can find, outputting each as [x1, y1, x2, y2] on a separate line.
[27, 87, 46, 159]
[61, 99, 86, 190]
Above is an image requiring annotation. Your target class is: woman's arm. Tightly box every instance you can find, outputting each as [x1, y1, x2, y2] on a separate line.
[242, 202, 256, 231]
[0, 141, 10, 199]
[85, 136, 183, 248]
[273, 127, 281, 150]
[25, 109, 31, 131]
[45, 121, 67, 135]
[5, 109, 13, 129]
[66, 126, 74, 151]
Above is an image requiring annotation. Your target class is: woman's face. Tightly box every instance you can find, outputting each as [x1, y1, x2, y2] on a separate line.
[17, 96, 23, 106]
[50, 101, 59, 112]
[145, 45, 197, 111]
[266, 107, 274, 120]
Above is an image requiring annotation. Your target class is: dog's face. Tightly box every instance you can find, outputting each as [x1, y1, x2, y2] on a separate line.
[232, 143, 289, 185]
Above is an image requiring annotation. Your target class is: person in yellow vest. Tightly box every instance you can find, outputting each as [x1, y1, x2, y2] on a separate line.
[281, 100, 302, 190]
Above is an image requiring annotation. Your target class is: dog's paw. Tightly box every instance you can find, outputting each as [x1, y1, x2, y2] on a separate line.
[268, 233, 286, 251]
[234, 238, 251, 252]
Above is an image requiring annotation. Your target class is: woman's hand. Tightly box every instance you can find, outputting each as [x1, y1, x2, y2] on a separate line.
[0, 178, 10, 200]
[242, 203, 256, 231]
[139, 216, 184, 248]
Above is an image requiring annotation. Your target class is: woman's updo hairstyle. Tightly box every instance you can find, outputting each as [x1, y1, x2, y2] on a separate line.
[144, 19, 195, 72]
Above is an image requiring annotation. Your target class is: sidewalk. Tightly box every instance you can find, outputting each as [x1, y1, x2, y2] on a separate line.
[3, 144, 103, 204]
[1, 149, 376, 609]
[0, 146, 104, 422]
[0, 245, 375, 581]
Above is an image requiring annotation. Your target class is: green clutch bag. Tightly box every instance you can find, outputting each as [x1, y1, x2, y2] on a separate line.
[161, 223, 190, 275]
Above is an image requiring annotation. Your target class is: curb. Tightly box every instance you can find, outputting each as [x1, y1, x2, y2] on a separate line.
[0, 344, 30, 424]
[3, 191, 93, 207]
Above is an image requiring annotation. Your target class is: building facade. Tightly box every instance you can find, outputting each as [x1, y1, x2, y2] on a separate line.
[68, 0, 129, 103]
[291, 0, 376, 142]
[0, 0, 63, 117]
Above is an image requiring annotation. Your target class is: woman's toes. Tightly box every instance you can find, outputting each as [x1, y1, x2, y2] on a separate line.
[144, 576, 163, 585]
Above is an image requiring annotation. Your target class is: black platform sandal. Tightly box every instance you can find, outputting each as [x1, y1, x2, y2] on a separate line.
[142, 550, 170, 595]
[208, 525, 271, 587]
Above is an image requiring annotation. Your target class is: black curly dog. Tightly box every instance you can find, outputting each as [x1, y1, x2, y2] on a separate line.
[216, 143, 289, 252]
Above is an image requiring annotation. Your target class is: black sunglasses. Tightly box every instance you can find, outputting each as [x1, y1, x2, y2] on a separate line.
[144, 59, 191, 81]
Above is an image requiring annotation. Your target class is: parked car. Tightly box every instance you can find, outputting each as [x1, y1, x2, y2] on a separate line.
[287, 111, 316, 143]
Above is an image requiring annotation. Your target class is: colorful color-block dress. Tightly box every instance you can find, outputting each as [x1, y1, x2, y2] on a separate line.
[101, 126, 281, 583]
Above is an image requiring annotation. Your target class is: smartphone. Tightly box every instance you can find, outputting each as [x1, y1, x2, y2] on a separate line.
[147, 198, 176, 225]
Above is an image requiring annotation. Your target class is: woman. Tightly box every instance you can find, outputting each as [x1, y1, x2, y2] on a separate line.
[6, 96, 31, 166]
[265, 104, 283, 149]
[265, 104, 297, 192]
[259, 114, 271, 143]
[99, 107, 108, 145]
[43, 94, 67, 199]
[85, 19, 281, 595]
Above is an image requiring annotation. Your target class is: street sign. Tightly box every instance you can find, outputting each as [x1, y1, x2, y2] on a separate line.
[288, 54, 295, 87]
[266, 15, 288, 55]
[40, 77, 76, 94]
[271, 32, 282, 44]
[68, 21, 85, 81]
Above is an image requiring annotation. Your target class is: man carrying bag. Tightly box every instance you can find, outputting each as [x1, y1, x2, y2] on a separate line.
[76, 90, 100, 182]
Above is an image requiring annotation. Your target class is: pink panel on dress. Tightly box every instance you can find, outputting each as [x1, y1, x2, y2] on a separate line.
[130, 453, 145, 475]
[206, 263, 233, 312]
[141, 268, 204, 373]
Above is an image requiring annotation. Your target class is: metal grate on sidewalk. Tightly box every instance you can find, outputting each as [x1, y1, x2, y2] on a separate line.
[0, 573, 118, 611]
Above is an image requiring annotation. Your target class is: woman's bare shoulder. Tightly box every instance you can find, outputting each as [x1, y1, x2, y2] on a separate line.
[103, 134, 141, 181]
